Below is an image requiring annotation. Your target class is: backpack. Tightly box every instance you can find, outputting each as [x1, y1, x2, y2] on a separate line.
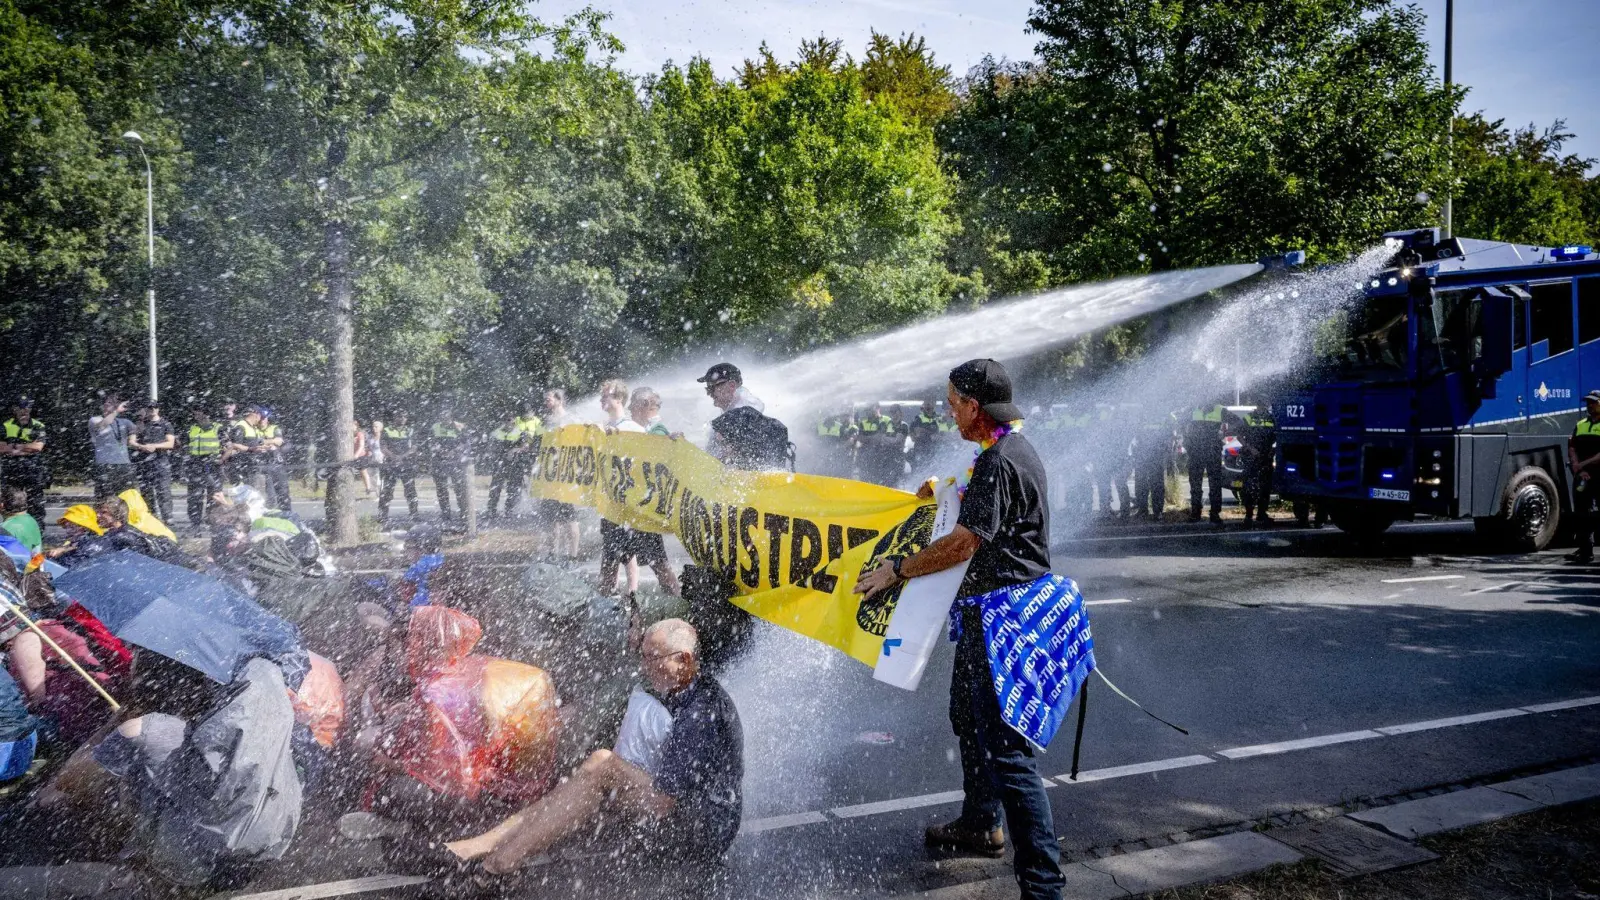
[711, 407, 795, 472]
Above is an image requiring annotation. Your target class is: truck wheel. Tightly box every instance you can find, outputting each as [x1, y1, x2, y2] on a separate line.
[1492, 466, 1561, 552]
[1330, 506, 1396, 541]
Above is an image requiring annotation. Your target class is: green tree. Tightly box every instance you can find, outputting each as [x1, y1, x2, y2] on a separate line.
[1449, 115, 1595, 245]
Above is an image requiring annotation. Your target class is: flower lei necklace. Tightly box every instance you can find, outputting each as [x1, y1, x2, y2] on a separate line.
[956, 419, 1022, 498]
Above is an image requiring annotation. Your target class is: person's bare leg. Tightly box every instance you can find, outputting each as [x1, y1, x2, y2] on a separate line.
[650, 559, 680, 597]
[565, 521, 581, 559]
[449, 750, 670, 874]
[624, 557, 640, 595]
[7, 632, 47, 704]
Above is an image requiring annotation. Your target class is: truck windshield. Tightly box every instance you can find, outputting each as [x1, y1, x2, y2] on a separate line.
[1333, 296, 1409, 378]
[1416, 289, 1481, 381]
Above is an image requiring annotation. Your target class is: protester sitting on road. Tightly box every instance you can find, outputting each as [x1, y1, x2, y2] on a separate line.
[1, 562, 131, 746]
[53, 497, 189, 568]
[359, 605, 560, 833]
[51, 504, 105, 556]
[1, 487, 43, 554]
[37, 651, 302, 892]
[392, 524, 446, 611]
[390, 618, 743, 879]
[0, 665, 38, 783]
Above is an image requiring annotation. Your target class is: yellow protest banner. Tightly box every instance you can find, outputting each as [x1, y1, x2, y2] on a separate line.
[527, 425, 935, 665]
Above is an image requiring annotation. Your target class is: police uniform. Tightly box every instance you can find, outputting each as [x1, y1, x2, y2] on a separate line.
[227, 418, 265, 488]
[184, 419, 224, 526]
[258, 419, 292, 510]
[430, 420, 471, 521]
[815, 416, 847, 477]
[1095, 406, 1130, 517]
[856, 410, 899, 486]
[378, 420, 420, 521]
[1572, 412, 1600, 557]
[1186, 405, 1225, 522]
[1239, 410, 1276, 524]
[1133, 412, 1176, 518]
[133, 414, 176, 523]
[907, 409, 945, 471]
[487, 414, 541, 517]
[2, 413, 48, 522]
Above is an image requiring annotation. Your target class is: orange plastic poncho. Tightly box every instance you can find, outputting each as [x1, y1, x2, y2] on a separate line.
[388, 606, 561, 802]
[289, 653, 346, 749]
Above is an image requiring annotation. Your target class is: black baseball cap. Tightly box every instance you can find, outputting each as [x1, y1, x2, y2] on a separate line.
[697, 362, 742, 387]
[1585, 390, 1600, 404]
[10, 397, 32, 409]
[949, 359, 1025, 422]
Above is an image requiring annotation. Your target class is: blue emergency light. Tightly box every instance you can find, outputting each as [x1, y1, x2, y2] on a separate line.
[1552, 245, 1592, 261]
[1380, 469, 1397, 481]
[1284, 463, 1299, 475]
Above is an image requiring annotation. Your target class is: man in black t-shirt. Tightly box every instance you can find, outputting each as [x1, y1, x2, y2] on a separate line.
[399, 618, 744, 876]
[856, 358, 1064, 900]
[131, 402, 177, 523]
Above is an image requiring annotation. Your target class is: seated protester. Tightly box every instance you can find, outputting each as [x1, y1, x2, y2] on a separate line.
[2, 486, 43, 554]
[392, 619, 743, 878]
[390, 524, 445, 611]
[0, 563, 131, 746]
[48, 504, 106, 560]
[612, 600, 672, 776]
[40, 652, 302, 891]
[54, 498, 189, 568]
[365, 606, 560, 831]
[0, 666, 39, 783]
[118, 489, 177, 543]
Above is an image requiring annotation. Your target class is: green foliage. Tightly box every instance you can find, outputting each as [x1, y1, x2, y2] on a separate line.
[1450, 115, 1596, 245]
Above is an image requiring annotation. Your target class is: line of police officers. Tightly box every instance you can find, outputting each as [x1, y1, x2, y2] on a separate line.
[813, 399, 958, 485]
[0, 396, 556, 530]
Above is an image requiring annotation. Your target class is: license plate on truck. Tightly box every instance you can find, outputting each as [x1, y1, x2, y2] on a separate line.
[1369, 488, 1410, 501]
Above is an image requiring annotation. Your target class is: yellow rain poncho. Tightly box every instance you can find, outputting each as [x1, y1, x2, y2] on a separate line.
[118, 490, 178, 543]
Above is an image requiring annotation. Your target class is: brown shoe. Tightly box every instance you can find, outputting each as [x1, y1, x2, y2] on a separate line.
[925, 820, 1005, 857]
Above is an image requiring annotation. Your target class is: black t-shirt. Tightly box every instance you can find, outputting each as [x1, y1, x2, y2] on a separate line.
[956, 432, 1051, 598]
[134, 419, 175, 464]
[654, 676, 743, 852]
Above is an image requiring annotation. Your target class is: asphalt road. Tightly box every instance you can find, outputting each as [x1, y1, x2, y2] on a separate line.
[16, 480, 1600, 897]
[182, 517, 1600, 900]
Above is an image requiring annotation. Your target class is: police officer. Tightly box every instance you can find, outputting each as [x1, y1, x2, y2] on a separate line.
[225, 405, 268, 490]
[1095, 404, 1130, 519]
[379, 410, 420, 524]
[1186, 403, 1225, 524]
[430, 406, 471, 522]
[258, 407, 292, 510]
[815, 411, 847, 477]
[907, 399, 944, 472]
[1133, 409, 1176, 519]
[486, 409, 529, 519]
[131, 401, 177, 523]
[1567, 389, 1600, 563]
[856, 403, 897, 485]
[1239, 407, 1276, 526]
[184, 403, 225, 529]
[1, 398, 48, 522]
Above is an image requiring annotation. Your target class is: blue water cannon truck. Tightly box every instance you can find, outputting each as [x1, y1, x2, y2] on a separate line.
[1275, 227, 1600, 549]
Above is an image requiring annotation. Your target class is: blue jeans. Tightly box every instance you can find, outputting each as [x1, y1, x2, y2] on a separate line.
[950, 609, 1065, 900]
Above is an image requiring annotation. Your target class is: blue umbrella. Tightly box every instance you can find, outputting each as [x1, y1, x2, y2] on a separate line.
[55, 551, 308, 686]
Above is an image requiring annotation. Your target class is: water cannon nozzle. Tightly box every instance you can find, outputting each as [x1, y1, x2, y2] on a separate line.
[1258, 250, 1307, 269]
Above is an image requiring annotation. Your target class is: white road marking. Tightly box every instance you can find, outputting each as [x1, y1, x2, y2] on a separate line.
[1522, 696, 1600, 713]
[1057, 754, 1215, 783]
[1217, 729, 1382, 759]
[1375, 708, 1528, 735]
[1465, 582, 1524, 594]
[1380, 574, 1465, 584]
[830, 790, 965, 819]
[226, 874, 430, 900]
[740, 811, 829, 834]
[1085, 598, 1133, 606]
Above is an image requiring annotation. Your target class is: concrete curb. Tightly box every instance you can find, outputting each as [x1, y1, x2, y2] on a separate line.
[880, 761, 1600, 899]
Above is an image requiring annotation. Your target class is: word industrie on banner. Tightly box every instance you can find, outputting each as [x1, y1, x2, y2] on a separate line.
[528, 425, 942, 675]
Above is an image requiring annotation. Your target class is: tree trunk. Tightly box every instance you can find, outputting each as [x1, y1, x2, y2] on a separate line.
[323, 180, 360, 545]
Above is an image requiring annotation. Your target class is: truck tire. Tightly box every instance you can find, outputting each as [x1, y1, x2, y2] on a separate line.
[1330, 506, 1396, 541]
[1484, 466, 1561, 552]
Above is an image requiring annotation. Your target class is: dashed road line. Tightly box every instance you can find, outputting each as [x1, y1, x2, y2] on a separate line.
[1380, 574, 1465, 584]
[1522, 696, 1600, 713]
[830, 790, 966, 819]
[227, 874, 430, 900]
[1216, 729, 1382, 759]
[1375, 708, 1529, 736]
[1058, 754, 1215, 783]
[1085, 598, 1133, 606]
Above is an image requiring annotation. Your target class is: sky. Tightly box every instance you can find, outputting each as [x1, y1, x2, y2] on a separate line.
[534, 0, 1600, 166]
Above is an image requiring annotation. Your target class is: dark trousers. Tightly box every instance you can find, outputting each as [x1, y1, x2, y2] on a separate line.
[487, 459, 527, 516]
[91, 464, 137, 501]
[1134, 450, 1167, 516]
[1187, 442, 1223, 517]
[1, 460, 47, 522]
[1577, 485, 1599, 553]
[264, 462, 292, 510]
[1241, 453, 1274, 520]
[951, 614, 1064, 900]
[1100, 465, 1128, 516]
[137, 459, 172, 523]
[432, 462, 467, 520]
[379, 464, 419, 519]
[185, 457, 223, 526]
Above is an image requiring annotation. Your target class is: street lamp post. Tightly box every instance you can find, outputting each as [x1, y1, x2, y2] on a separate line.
[1441, 0, 1454, 239]
[122, 130, 158, 403]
